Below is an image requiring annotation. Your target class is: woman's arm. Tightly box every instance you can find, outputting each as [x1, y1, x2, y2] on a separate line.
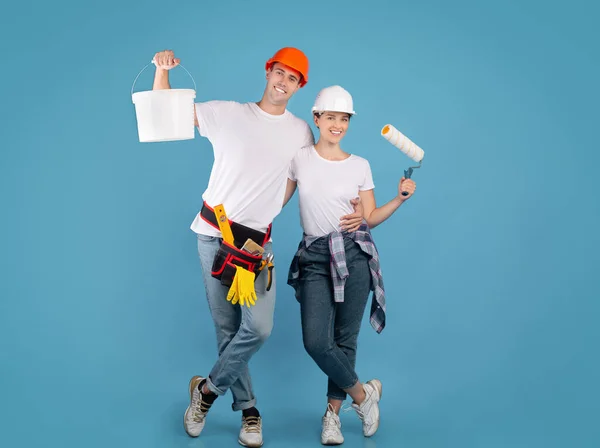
[359, 177, 416, 228]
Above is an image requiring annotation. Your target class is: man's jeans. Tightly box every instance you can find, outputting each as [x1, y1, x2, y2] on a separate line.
[196, 233, 276, 411]
[297, 235, 372, 400]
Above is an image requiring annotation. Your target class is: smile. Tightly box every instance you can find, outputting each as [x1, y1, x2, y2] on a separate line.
[274, 86, 286, 94]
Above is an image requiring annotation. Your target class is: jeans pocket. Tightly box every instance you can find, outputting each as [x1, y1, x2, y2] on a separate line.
[197, 233, 217, 242]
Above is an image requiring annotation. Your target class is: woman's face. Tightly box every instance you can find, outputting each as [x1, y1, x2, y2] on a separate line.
[314, 111, 351, 144]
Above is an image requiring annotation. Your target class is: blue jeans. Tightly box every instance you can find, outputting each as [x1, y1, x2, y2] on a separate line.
[297, 236, 372, 401]
[196, 233, 276, 411]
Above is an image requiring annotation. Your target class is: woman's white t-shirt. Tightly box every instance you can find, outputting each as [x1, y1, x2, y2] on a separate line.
[288, 145, 375, 237]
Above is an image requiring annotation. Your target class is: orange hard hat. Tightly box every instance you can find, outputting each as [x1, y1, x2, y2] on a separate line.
[265, 47, 309, 87]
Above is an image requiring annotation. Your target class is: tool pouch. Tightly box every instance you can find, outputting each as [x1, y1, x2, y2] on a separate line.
[211, 241, 263, 287]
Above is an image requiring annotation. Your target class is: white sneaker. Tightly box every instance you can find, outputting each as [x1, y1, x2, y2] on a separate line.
[351, 379, 382, 437]
[321, 404, 344, 445]
[183, 376, 213, 437]
[238, 414, 263, 447]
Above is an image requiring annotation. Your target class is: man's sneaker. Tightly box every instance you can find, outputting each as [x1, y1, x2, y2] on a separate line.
[238, 411, 263, 447]
[351, 379, 382, 437]
[321, 403, 344, 445]
[183, 376, 215, 437]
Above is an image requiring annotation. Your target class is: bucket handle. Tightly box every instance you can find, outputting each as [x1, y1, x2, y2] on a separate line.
[131, 60, 197, 95]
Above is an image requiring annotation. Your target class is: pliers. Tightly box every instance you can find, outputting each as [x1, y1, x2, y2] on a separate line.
[259, 253, 275, 291]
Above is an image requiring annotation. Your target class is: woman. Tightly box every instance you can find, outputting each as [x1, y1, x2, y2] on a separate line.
[284, 85, 416, 445]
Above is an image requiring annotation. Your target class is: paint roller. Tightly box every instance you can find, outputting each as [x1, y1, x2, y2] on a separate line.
[381, 124, 424, 196]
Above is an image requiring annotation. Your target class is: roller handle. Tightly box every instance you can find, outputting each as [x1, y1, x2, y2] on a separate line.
[401, 167, 413, 196]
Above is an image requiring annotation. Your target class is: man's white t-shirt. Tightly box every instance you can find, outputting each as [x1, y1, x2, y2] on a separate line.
[288, 145, 375, 237]
[190, 101, 314, 237]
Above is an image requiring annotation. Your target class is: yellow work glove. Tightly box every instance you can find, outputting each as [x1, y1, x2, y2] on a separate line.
[235, 266, 257, 308]
[226, 268, 240, 305]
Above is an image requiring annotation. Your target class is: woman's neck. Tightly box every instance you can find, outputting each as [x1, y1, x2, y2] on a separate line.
[315, 139, 349, 161]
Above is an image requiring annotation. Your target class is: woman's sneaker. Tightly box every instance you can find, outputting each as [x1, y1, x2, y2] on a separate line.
[351, 379, 382, 437]
[321, 403, 344, 445]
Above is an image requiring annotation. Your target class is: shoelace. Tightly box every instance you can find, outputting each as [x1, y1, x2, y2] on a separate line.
[243, 416, 262, 434]
[342, 388, 374, 425]
[192, 392, 214, 423]
[322, 404, 341, 436]
[323, 415, 340, 428]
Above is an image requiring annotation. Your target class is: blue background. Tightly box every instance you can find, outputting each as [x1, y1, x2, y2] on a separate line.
[1, 0, 599, 447]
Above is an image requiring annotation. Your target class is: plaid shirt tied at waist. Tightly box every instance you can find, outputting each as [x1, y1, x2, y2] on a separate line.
[287, 223, 386, 333]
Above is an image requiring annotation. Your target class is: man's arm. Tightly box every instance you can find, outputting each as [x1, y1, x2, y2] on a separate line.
[152, 50, 178, 90]
[340, 197, 364, 232]
[282, 179, 297, 207]
[153, 67, 171, 90]
[152, 50, 198, 127]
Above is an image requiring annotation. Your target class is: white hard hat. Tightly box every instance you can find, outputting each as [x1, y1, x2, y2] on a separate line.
[311, 85, 356, 115]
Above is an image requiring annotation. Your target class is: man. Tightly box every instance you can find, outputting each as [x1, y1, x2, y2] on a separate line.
[152, 47, 364, 447]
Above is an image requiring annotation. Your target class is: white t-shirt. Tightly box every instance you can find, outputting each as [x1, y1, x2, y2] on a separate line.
[288, 145, 375, 237]
[190, 101, 314, 237]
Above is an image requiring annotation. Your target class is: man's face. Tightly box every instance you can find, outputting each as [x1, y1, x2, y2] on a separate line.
[265, 62, 302, 106]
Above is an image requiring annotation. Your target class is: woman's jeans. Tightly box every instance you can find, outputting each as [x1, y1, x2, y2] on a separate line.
[297, 235, 372, 400]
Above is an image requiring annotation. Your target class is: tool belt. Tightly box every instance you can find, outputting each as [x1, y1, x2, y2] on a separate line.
[200, 202, 272, 288]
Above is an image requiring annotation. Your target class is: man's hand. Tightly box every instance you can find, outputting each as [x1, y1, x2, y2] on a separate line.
[340, 197, 365, 232]
[153, 50, 180, 70]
